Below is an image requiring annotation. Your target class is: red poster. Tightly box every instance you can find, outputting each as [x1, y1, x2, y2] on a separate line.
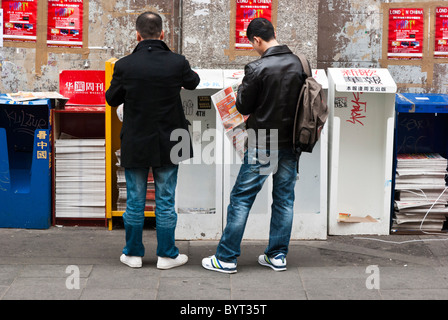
[47, 0, 83, 48]
[235, 0, 272, 50]
[59, 70, 105, 105]
[387, 8, 424, 60]
[2, 0, 38, 42]
[435, 7, 448, 58]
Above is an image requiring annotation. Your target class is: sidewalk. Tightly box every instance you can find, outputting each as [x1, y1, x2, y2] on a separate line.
[1, 226, 448, 301]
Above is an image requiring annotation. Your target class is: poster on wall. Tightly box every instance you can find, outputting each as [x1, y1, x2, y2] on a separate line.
[435, 7, 448, 58]
[47, 0, 83, 48]
[2, 0, 38, 43]
[235, 0, 272, 50]
[387, 8, 424, 60]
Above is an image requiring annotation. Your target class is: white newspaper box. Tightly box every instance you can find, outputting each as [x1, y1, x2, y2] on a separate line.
[327, 68, 397, 235]
[175, 69, 225, 240]
[219, 69, 329, 240]
[294, 69, 328, 239]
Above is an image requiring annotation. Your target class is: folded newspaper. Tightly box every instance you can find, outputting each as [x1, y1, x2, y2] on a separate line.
[210, 77, 248, 159]
[6, 91, 69, 102]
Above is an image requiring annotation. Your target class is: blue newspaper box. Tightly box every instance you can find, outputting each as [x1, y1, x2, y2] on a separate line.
[0, 98, 52, 229]
[392, 93, 448, 233]
[395, 93, 448, 160]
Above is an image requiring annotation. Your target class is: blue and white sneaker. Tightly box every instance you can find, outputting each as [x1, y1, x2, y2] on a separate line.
[258, 253, 287, 271]
[202, 255, 237, 274]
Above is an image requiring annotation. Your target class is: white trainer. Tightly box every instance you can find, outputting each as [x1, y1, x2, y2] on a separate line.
[202, 255, 237, 274]
[157, 254, 188, 270]
[258, 253, 287, 271]
[120, 254, 142, 268]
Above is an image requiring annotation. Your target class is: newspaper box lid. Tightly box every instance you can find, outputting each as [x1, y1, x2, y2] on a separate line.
[328, 68, 397, 93]
[395, 93, 448, 113]
[223, 69, 245, 87]
[194, 69, 224, 89]
[312, 69, 328, 89]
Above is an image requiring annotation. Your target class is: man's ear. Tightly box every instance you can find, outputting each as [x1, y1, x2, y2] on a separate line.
[136, 31, 143, 42]
[159, 30, 165, 40]
[252, 36, 262, 46]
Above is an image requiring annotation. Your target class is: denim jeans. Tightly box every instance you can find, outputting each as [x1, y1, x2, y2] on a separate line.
[216, 148, 298, 264]
[122, 165, 179, 258]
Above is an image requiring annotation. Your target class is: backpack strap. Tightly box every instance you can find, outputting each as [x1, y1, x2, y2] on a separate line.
[294, 53, 312, 174]
[297, 53, 311, 78]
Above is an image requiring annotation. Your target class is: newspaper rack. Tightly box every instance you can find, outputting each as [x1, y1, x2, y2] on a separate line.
[327, 68, 397, 235]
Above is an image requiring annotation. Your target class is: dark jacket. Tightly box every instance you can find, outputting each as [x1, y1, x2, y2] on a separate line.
[106, 39, 200, 168]
[236, 45, 306, 149]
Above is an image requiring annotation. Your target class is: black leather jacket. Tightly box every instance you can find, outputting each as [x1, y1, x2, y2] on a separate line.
[236, 45, 306, 149]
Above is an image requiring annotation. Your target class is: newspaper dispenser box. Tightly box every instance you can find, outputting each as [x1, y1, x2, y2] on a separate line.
[392, 93, 448, 233]
[0, 97, 52, 229]
[327, 68, 397, 235]
[219, 69, 329, 240]
[175, 69, 225, 240]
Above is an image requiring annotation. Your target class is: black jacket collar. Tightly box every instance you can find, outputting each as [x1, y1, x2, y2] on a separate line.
[262, 45, 292, 58]
[132, 39, 171, 53]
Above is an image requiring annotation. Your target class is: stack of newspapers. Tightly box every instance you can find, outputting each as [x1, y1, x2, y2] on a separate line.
[115, 149, 155, 212]
[55, 138, 105, 218]
[392, 153, 448, 232]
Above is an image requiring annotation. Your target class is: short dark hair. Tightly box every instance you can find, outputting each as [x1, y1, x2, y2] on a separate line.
[136, 11, 163, 39]
[246, 18, 275, 42]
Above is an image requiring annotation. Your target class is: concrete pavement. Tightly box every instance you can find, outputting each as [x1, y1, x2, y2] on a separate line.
[1, 226, 448, 302]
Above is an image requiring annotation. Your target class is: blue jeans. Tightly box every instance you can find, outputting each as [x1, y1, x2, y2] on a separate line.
[216, 148, 298, 264]
[122, 165, 179, 258]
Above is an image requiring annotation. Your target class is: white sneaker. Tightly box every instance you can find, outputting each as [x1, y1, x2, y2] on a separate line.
[157, 254, 188, 270]
[202, 255, 237, 274]
[258, 253, 287, 271]
[120, 254, 142, 268]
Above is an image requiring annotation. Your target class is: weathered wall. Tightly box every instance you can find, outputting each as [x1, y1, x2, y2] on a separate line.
[317, 0, 383, 69]
[182, 0, 318, 69]
[2, 0, 448, 94]
[317, 0, 448, 93]
[0, 0, 318, 94]
[0, 0, 181, 93]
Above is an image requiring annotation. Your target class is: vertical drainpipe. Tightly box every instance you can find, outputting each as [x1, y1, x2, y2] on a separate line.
[178, 0, 183, 55]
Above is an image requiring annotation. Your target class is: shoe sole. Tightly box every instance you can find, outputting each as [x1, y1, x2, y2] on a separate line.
[157, 257, 188, 270]
[258, 257, 286, 271]
[157, 262, 187, 270]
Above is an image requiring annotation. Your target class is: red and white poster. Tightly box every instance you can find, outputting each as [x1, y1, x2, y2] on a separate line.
[387, 8, 424, 60]
[2, 0, 38, 43]
[59, 70, 105, 106]
[235, 0, 272, 50]
[435, 7, 448, 58]
[47, 0, 83, 48]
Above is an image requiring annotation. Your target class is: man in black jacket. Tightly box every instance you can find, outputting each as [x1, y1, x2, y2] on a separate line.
[202, 18, 306, 273]
[106, 12, 200, 270]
